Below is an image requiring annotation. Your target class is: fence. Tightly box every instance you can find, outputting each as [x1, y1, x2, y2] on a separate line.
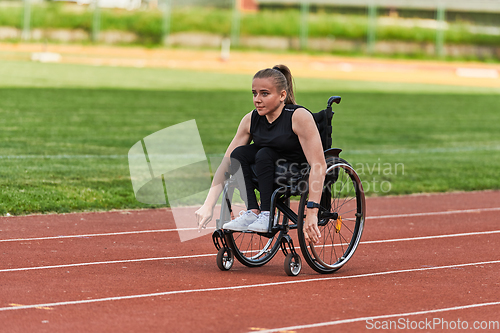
[257, 0, 500, 56]
[11, 0, 230, 43]
[3, 0, 500, 59]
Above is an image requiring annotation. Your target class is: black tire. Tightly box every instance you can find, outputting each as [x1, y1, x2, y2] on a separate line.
[220, 178, 284, 267]
[216, 247, 234, 271]
[284, 253, 302, 276]
[298, 157, 366, 274]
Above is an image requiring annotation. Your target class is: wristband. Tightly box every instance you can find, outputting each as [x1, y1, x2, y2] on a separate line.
[307, 201, 321, 209]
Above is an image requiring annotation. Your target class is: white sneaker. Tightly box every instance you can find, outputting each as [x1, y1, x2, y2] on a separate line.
[247, 211, 271, 233]
[223, 210, 258, 231]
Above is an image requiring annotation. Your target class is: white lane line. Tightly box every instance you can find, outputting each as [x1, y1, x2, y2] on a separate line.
[362, 229, 500, 245]
[1, 229, 499, 274]
[0, 227, 215, 243]
[255, 301, 500, 333]
[366, 207, 500, 220]
[1, 259, 499, 312]
[1, 207, 499, 243]
[0, 254, 215, 273]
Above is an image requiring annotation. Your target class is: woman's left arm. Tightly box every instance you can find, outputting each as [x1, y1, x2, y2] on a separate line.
[292, 108, 327, 244]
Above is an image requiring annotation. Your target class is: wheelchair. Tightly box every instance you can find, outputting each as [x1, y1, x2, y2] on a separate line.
[212, 96, 366, 276]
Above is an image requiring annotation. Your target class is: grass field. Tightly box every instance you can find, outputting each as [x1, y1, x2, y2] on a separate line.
[1, 60, 499, 215]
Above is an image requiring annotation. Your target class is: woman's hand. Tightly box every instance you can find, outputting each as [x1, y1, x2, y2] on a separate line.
[303, 209, 321, 244]
[195, 204, 214, 232]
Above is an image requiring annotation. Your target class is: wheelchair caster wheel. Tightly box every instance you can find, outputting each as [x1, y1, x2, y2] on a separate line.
[284, 253, 301, 276]
[216, 247, 234, 271]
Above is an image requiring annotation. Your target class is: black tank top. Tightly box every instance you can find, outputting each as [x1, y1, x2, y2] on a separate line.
[250, 104, 308, 163]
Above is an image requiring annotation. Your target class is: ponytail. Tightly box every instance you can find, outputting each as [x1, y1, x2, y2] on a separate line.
[253, 64, 296, 105]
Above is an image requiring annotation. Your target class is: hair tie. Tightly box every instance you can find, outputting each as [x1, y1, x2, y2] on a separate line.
[272, 66, 281, 72]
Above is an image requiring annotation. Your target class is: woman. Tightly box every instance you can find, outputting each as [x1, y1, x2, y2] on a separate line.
[195, 65, 326, 244]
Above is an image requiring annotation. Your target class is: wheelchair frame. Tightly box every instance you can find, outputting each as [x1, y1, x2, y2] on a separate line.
[212, 96, 366, 276]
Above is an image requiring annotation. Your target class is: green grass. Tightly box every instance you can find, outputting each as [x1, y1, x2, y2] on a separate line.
[1, 60, 499, 215]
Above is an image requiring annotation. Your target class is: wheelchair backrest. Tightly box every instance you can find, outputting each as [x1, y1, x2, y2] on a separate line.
[312, 96, 341, 151]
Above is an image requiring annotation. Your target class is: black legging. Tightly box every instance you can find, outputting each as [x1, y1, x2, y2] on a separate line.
[230, 144, 282, 212]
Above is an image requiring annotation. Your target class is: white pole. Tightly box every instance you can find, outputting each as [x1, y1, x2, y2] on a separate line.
[21, 0, 31, 41]
[220, 37, 231, 62]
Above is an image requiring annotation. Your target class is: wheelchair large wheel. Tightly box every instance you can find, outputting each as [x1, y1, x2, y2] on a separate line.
[221, 180, 284, 267]
[297, 157, 366, 274]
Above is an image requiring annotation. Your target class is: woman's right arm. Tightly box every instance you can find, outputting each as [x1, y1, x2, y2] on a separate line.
[196, 112, 253, 230]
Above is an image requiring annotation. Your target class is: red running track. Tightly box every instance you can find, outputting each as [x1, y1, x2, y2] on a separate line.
[1, 191, 499, 332]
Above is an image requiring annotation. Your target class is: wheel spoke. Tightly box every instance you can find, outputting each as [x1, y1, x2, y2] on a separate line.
[336, 197, 356, 213]
[340, 221, 354, 235]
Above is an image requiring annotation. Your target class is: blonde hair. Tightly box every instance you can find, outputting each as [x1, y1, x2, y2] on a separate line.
[253, 64, 296, 105]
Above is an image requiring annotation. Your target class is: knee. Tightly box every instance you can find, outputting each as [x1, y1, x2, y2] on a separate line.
[230, 145, 246, 161]
[255, 147, 277, 164]
[229, 146, 246, 175]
